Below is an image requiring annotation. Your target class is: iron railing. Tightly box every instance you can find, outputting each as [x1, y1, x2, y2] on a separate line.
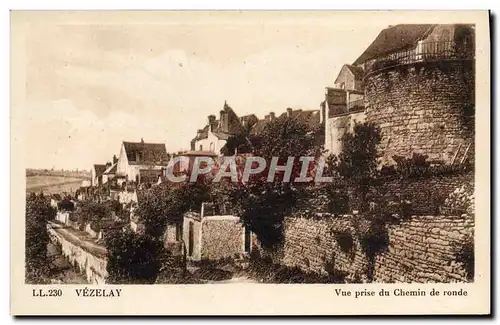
[368, 41, 475, 75]
[348, 98, 365, 111]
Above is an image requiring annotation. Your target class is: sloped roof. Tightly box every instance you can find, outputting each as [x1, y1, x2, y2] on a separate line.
[93, 164, 107, 177]
[277, 109, 321, 129]
[294, 110, 321, 130]
[249, 119, 271, 136]
[353, 24, 436, 65]
[103, 163, 117, 175]
[250, 108, 321, 136]
[123, 141, 169, 166]
[345, 65, 364, 80]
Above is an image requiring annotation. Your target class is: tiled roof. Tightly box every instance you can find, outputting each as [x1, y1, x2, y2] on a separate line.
[93, 164, 107, 177]
[249, 119, 271, 136]
[293, 110, 321, 130]
[123, 141, 169, 166]
[278, 109, 321, 129]
[354, 24, 436, 65]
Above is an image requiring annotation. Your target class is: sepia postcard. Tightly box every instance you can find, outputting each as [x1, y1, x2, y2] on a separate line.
[10, 10, 490, 316]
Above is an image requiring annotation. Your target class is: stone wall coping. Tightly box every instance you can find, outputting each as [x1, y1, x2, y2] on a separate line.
[202, 215, 240, 221]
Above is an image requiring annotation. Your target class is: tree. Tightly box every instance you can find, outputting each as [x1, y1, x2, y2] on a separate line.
[75, 200, 112, 230]
[104, 228, 164, 284]
[332, 122, 382, 211]
[57, 197, 75, 212]
[218, 116, 324, 249]
[134, 181, 210, 238]
[25, 192, 56, 283]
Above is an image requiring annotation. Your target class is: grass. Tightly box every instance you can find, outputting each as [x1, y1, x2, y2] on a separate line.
[26, 175, 84, 194]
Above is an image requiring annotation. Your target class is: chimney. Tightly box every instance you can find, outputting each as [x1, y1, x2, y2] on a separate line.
[269, 112, 275, 121]
[141, 138, 144, 144]
[286, 107, 293, 117]
[113, 155, 118, 165]
[208, 115, 216, 132]
[219, 110, 229, 133]
[106, 161, 112, 168]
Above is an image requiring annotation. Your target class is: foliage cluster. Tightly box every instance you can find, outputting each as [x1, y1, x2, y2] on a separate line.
[25, 193, 56, 283]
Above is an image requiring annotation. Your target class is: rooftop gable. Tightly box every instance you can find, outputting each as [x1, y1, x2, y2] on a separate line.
[123, 141, 169, 166]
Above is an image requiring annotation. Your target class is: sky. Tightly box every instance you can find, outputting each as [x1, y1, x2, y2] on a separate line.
[15, 11, 389, 170]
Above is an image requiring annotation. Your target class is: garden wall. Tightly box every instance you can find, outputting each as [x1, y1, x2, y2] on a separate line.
[373, 214, 474, 283]
[276, 213, 474, 283]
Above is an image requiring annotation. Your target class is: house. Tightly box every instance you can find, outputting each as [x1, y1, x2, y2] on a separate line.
[102, 155, 118, 185]
[190, 101, 249, 155]
[323, 55, 367, 155]
[168, 150, 218, 178]
[183, 202, 253, 261]
[323, 86, 366, 155]
[334, 64, 364, 91]
[115, 139, 169, 185]
[91, 164, 107, 187]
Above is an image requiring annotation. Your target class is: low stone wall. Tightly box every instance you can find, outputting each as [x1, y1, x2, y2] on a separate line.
[280, 216, 370, 282]
[48, 225, 107, 284]
[277, 213, 473, 283]
[373, 214, 474, 283]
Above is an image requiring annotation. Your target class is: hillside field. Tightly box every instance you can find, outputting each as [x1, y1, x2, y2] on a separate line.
[26, 175, 85, 194]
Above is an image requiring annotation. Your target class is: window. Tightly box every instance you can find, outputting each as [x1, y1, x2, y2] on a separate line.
[199, 144, 203, 151]
[209, 142, 215, 152]
[340, 82, 345, 90]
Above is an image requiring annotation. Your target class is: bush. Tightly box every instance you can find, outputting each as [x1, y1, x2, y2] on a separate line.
[454, 233, 474, 282]
[393, 153, 431, 179]
[26, 193, 56, 283]
[104, 228, 165, 284]
[333, 230, 355, 259]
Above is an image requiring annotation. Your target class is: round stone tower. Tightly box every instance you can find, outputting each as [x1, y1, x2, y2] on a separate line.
[357, 24, 475, 165]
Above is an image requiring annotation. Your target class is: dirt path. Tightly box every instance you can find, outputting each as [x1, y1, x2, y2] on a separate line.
[48, 221, 107, 258]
